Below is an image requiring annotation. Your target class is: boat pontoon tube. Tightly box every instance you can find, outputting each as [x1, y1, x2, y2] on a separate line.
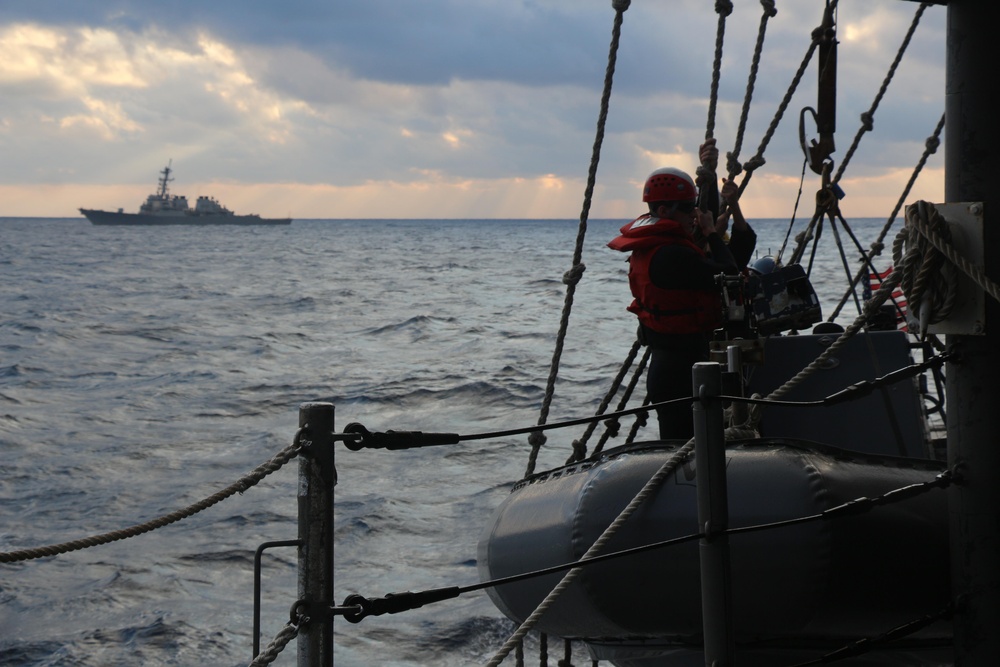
[478, 440, 949, 645]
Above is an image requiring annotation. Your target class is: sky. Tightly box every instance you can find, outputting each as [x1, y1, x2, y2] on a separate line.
[0, 0, 947, 219]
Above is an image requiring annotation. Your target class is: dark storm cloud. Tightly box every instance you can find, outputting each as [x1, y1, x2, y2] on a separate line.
[1, 0, 614, 87]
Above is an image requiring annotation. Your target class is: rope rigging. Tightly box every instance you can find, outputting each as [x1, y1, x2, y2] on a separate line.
[427, 2, 969, 664]
[563, 340, 648, 465]
[340, 3, 974, 658]
[831, 2, 932, 187]
[697, 0, 733, 216]
[529, 0, 843, 467]
[786, 0, 934, 284]
[563, 0, 810, 463]
[529, 0, 952, 465]
[10, 5, 983, 667]
[586, 345, 649, 457]
[736, 0, 841, 198]
[470, 10, 963, 657]
[724, 0, 777, 182]
[523, 0, 631, 479]
[828, 113, 946, 324]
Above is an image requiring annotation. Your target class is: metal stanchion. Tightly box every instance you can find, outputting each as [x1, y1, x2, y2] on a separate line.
[692, 362, 734, 666]
[297, 402, 336, 667]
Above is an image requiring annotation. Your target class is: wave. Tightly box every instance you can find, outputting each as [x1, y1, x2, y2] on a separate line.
[362, 314, 459, 337]
[352, 378, 543, 409]
[177, 550, 256, 567]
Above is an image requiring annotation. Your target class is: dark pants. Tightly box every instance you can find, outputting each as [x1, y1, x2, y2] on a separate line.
[647, 333, 712, 440]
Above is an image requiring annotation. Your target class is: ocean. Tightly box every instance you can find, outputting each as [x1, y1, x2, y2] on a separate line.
[0, 215, 895, 666]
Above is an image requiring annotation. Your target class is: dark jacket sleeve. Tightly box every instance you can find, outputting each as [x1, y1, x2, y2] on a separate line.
[648, 233, 738, 290]
[728, 225, 757, 269]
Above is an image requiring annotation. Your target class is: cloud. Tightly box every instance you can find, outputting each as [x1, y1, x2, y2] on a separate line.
[0, 0, 948, 218]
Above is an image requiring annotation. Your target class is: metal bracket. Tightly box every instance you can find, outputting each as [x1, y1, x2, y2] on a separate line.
[709, 337, 764, 366]
[253, 539, 302, 659]
[925, 202, 985, 336]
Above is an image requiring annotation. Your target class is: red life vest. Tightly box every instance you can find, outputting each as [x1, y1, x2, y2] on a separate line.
[608, 214, 724, 335]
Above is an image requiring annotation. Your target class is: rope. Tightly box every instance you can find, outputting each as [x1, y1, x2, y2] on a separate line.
[894, 202, 958, 336]
[524, 0, 629, 478]
[565, 339, 645, 464]
[0, 430, 307, 564]
[787, 200, 829, 267]
[624, 395, 651, 445]
[766, 273, 903, 401]
[725, 0, 778, 180]
[832, 2, 931, 185]
[774, 156, 811, 265]
[738, 0, 840, 196]
[894, 200, 1000, 340]
[828, 113, 945, 322]
[902, 201, 1000, 304]
[705, 0, 733, 141]
[591, 345, 651, 458]
[490, 409, 764, 666]
[788, 2, 930, 278]
[249, 606, 307, 667]
[696, 0, 731, 205]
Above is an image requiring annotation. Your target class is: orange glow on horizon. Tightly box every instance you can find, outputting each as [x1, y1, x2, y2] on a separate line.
[0, 167, 944, 221]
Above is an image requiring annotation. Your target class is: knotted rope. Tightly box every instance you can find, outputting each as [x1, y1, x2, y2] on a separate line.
[893, 202, 958, 337]
[784, 1, 930, 275]
[589, 346, 651, 458]
[739, 0, 840, 196]
[704, 0, 733, 142]
[565, 339, 647, 464]
[524, 0, 630, 477]
[725, 0, 778, 180]
[894, 200, 1000, 339]
[832, 2, 931, 185]
[902, 202, 1000, 305]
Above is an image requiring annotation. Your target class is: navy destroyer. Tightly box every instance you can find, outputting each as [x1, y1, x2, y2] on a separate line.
[79, 162, 291, 226]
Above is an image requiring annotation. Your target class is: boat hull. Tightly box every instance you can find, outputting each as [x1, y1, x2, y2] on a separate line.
[79, 208, 291, 226]
[478, 439, 950, 658]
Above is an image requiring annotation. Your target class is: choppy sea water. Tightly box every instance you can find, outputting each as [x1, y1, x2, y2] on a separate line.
[0, 216, 895, 666]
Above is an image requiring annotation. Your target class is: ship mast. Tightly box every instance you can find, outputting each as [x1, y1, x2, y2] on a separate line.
[937, 0, 1000, 662]
[157, 160, 174, 199]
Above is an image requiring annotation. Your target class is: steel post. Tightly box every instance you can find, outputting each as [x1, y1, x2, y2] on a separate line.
[726, 345, 747, 427]
[693, 362, 734, 666]
[945, 0, 1000, 662]
[297, 402, 336, 667]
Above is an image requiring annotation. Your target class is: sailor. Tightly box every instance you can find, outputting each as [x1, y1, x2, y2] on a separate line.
[609, 143, 756, 439]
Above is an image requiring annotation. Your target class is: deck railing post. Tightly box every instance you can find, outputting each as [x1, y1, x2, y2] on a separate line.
[692, 362, 734, 666]
[945, 1, 1000, 662]
[725, 345, 747, 428]
[297, 402, 336, 667]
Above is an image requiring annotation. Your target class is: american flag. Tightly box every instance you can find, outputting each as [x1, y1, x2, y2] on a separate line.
[866, 266, 908, 331]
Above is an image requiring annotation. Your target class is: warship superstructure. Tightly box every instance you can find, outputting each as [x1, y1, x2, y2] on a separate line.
[80, 163, 291, 226]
